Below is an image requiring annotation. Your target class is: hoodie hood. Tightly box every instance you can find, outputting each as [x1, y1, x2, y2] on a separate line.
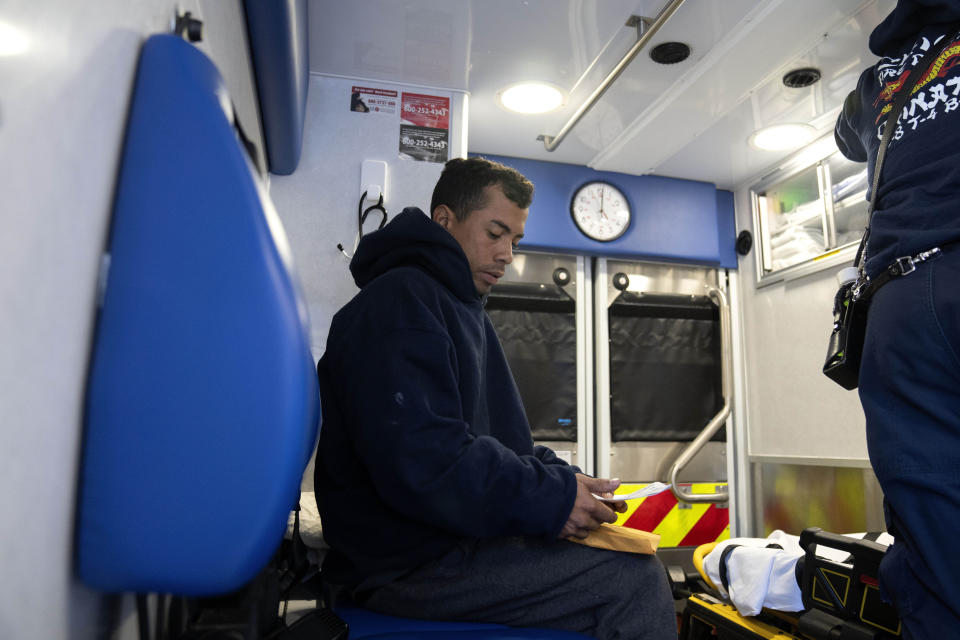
[349, 207, 479, 302]
[870, 0, 960, 55]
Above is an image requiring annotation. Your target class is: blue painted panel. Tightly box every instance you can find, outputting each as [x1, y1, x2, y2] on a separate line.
[477, 154, 726, 266]
[77, 35, 319, 596]
[244, 0, 309, 175]
[716, 189, 738, 269]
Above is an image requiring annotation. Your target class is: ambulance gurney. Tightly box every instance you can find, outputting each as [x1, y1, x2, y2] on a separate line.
[678, 527, 902, 639]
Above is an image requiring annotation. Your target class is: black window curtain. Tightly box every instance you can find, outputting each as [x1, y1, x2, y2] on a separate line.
[608, 292, 723, 442]
[486, 283, 577, 441]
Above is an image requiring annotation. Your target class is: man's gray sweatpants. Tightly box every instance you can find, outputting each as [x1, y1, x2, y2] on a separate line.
[361, 536, 677, 640]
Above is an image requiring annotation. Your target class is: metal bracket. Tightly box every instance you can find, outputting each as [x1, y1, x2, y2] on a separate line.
[625, 15, 653, 40]
[174, 10, 203, 43]
[538, 0, 687, 152]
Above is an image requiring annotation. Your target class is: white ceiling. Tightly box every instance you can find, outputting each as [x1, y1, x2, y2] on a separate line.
[309, 0, 893, 190]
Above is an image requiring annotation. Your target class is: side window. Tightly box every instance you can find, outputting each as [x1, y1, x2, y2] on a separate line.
[752, 136, 868, 285]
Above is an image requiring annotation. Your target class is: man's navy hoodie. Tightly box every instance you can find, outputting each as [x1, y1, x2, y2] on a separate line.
[314, 207, 579, 591]
[834, 0, 960, 277]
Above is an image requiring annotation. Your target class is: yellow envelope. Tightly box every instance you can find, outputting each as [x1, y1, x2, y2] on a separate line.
[568, 523, 660, 555]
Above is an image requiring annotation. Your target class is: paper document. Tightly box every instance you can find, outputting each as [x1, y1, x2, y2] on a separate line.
[593, 482, 671, 502]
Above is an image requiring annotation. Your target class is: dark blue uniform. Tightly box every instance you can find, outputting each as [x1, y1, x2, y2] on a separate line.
[834, 2, 960, 636]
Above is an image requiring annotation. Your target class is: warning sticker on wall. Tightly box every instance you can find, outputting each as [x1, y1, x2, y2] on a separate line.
[350, 86, 397, 115]
[399, 92, 450, 163]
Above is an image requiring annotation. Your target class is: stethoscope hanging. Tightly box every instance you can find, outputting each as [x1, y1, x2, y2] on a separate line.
[337, 190, 388, 259]
[360, 190, 387, 233]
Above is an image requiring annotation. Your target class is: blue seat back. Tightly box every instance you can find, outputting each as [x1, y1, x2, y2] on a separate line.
[76, 34, 318, 596]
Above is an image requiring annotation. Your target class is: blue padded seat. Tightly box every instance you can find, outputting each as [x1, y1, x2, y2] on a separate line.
[76, 34, 318, 596]
[335, 606, 594, 639]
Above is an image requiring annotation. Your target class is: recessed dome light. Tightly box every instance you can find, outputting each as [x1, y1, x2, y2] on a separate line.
[498, 83, 564, 114]
[749, 123, 816, 151]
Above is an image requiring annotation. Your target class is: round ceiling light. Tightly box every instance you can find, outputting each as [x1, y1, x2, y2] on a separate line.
[498, 83, 564, 114]
[749, 123, 816, 151]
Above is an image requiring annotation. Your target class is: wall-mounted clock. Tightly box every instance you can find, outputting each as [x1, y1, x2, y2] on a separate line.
[570, 181, 631, 242]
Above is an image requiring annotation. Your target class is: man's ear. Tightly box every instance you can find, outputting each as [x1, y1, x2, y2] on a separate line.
[433, 204, 454, 230]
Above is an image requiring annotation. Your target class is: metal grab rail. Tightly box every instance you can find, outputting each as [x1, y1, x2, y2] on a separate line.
[537, 0, 687, 152]
[667, 285, 732, 504]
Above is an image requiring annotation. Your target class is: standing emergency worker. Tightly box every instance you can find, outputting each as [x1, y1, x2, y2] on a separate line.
[834, 1, 960, 636]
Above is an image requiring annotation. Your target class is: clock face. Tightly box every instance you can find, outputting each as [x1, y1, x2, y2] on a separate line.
[570, 181, 631, 242]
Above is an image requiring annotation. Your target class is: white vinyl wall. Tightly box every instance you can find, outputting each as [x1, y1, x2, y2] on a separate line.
[732, 185, 868, 465]
[269, 74, 467, 359]
[268, 73, 468, 490]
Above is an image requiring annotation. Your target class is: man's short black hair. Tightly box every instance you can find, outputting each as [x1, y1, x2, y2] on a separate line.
[430, 157, 534, 222]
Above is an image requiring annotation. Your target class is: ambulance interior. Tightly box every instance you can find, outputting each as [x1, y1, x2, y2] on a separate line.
[3, 0, 901, 638]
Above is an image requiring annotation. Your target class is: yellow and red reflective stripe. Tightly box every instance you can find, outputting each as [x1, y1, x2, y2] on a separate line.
[613, 483, 730, 548]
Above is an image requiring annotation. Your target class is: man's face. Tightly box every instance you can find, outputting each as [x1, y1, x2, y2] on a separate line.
[434, 184, 528, 295]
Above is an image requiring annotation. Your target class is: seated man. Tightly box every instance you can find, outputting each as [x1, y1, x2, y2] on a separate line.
[314, 157, 675, 639]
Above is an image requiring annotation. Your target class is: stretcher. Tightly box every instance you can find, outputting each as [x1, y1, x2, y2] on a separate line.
[677, 527, 902, 640]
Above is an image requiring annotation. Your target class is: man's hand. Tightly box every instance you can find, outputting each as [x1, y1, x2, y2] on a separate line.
[559, 474, 625, 539]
